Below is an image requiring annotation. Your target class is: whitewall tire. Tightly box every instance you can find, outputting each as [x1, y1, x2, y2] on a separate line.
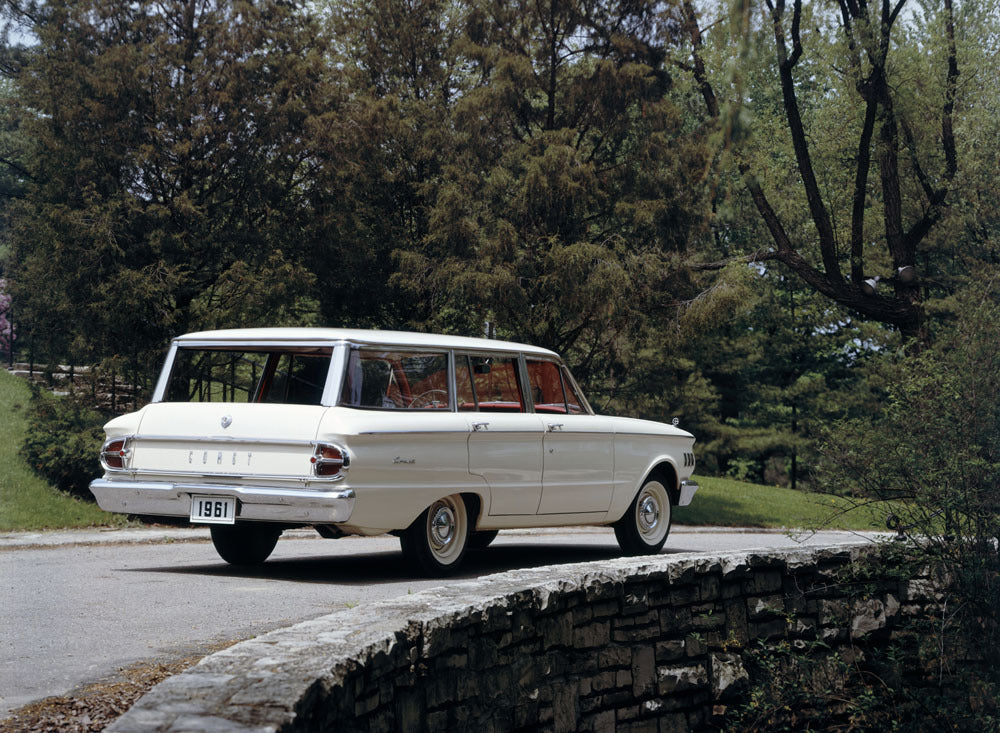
[400, 494, 470, 576]
[614, 479, 672, 555]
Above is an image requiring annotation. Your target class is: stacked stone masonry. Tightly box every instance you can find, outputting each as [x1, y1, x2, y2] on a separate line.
[108, 543, 938, 733]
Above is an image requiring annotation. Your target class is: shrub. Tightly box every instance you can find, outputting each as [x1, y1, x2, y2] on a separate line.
[820, 283, 1000, 726]
[21, 386, 106, 499]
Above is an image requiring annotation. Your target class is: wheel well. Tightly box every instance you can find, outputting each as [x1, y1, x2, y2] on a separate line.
[645, 462, 679, 505]
[461, 492, 484, 530]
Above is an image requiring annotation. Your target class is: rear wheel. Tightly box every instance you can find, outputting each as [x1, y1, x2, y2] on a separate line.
[400, 495, 470, 576]
[210, 524, 281, 565]
[614, 479, 672, 555]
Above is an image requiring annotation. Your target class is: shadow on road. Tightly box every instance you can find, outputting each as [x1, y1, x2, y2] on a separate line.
[121, 539, 692, 584]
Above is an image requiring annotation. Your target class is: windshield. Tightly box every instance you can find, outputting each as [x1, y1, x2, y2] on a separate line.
[164, 347, 332, 405]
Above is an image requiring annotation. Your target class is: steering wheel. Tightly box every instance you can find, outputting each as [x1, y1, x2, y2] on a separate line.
[409, 389, 449, 409]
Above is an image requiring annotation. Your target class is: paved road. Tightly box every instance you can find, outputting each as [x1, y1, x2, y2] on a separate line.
[0, 525, 879, 716]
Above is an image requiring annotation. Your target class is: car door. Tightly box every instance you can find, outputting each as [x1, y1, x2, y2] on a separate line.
[527, 360, 614, 515]
[460, 354, 545, 516]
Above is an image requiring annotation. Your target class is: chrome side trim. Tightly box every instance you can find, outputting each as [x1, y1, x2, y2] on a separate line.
[357, 429, 474, 436]
[172, 339, 347, 348]
[123, 434, 322, 447]
[112, 467, 345, 482]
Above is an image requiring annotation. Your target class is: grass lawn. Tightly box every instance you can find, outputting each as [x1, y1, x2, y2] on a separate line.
[0, 369, 128, 531]
[673, 475, 890, 532]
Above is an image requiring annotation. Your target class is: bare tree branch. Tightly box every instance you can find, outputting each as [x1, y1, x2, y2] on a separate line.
[681, 0, 717, 118]
[851, 99, 877, 284]
[768, 0, 841, 281]
[941, 0, 959, 179]
[0, 154, 33, 181]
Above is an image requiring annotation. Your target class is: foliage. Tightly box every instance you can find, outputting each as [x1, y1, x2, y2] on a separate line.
[819, 281, 1000, 721]
[332, 0, 704, 385]
[3, 0, 331, 378]
[0, 369, 123, 530]
[21, 384, 106, 498]
[1, 0, 998, 494]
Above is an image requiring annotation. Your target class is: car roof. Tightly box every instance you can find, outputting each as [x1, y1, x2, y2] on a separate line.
[173, 328, 560, 358]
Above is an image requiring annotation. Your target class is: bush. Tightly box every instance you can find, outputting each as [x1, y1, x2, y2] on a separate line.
[820, 283, 1000, 726]
[21, 386, 106, 499]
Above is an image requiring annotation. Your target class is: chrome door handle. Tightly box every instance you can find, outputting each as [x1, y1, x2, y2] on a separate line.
[547, 423, 564, 432]
[472, 422, 490, 432]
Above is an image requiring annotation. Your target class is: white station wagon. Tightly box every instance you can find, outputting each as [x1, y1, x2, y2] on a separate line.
[90, 328, 698, 575]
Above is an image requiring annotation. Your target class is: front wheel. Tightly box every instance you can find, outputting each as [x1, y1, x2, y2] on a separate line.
[400, 495, 470, 576]
[614, 479, 672, 555]
[210, 524, 281, 565]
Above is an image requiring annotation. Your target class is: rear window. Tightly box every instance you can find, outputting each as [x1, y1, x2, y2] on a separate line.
[340, 349, 450, 409]
[165, 347, 331, 405]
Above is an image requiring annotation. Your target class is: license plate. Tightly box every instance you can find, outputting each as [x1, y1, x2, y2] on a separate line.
[190, 495, 236, 524]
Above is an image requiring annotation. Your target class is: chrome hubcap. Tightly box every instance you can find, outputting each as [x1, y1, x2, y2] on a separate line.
[429, 504, 456, 551]
[638, 494, 660, 534]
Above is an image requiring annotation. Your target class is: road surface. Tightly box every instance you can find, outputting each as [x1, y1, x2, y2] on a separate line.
[0, 525, 879, 716]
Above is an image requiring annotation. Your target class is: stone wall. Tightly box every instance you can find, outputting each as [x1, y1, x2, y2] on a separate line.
[109, 543, 939, 733]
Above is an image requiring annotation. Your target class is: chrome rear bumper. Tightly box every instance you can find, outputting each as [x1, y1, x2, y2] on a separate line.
[89, 478, 355, 524]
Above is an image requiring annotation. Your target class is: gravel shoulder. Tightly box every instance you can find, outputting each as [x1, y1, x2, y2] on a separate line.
[1, 644, 235, 733]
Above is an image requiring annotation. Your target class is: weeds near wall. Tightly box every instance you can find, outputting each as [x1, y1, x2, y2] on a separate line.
[810, 283, 1000, 729]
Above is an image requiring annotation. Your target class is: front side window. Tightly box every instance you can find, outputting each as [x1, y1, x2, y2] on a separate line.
[456, 356, 479, 411]
[526, 360, 568, 413]
[341, 349, 450, 409]
[165, 348, 331, 405]
[467, 355, 525, 412]
[561, 366, 589, 414]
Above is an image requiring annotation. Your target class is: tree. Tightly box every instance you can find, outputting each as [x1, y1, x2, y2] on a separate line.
[313, 0, 470, 329]
[3, 0, 331, 383]
[388, 0, 712, 389]
[678, 0, 971, 338]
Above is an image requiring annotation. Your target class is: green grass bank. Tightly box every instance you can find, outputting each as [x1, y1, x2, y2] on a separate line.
[0, 369, 128, 531]
[674, 475, 888, 532]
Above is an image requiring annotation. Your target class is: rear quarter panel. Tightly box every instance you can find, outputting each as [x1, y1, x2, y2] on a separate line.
[316, 408, 486, 532]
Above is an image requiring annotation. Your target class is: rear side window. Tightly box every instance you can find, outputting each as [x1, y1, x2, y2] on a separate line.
[341, 349, 450, 409]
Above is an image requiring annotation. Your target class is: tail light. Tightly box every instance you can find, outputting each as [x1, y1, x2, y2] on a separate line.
[100, 437, 132, 471]
[311, 442, 350, 479]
